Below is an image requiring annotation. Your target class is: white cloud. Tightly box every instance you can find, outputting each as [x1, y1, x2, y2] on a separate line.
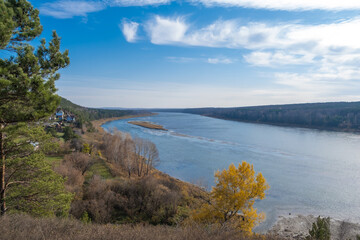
[39, 0, 360, 20]
[146, 15, 360, 99]
[146, 16, 188, 44]
[121, 20, 139, 42]
[40, 1, 105, 19]
[145, 16, 360, 53]
[105, 0, 172, 6]
[146, 16, 360, 81]
[244, 51, 315, 66]
[190, 0, 360, 11]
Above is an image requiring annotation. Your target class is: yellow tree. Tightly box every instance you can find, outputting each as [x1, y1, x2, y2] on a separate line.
[192, 161, 269, 233]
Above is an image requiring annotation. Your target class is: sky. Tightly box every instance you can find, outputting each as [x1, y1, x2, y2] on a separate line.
[28, 0, 360, 108]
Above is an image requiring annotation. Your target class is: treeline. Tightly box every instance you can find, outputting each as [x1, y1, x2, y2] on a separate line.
[162, 102, 360, 132]
[60, 97, 145, 122]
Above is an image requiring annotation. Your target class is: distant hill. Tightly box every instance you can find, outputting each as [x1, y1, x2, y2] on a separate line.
[59, 97, 144, 122]
[157, 102, 360, 132]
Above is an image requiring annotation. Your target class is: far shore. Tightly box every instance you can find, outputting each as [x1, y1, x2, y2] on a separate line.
[199, 114, 360, 134]
[128, 121, 167, 131]
[92, 113, 156, 133]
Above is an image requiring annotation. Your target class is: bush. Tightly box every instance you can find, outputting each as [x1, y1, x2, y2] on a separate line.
[69, 175, 181, 225]
[46, 127, 58, 137]
[63, 126, 76, 141]
[54, 153, 93, 194]
[306, 216, 331, 240]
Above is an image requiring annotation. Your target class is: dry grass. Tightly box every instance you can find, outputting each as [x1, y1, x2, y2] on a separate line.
[0, 214, 282, 240]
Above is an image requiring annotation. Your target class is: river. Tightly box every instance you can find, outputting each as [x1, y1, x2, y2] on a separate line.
[102, 112, 360, 231]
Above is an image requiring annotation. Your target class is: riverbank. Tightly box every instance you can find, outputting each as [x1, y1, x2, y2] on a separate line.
[128, 121, 167, 131]
[268, 215, 360, 239]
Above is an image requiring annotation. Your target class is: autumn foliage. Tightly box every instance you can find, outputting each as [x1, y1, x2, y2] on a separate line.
[191, 161, 269, 233]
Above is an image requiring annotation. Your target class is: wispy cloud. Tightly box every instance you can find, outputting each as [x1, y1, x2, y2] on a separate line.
[145, 16, 360, 52]
[244, 51, 315, 67]
[40, 0, 360, 20]
[121, 20, 140, 42]
[105, 0, 172, 6]
[166, 56, 234, 64]
[166, 57, 198, 63]
[144, 15, 360, 100]
[190, 0, 360, 11]
[207, 58, 233, 64]
[40, 1, 105, 19]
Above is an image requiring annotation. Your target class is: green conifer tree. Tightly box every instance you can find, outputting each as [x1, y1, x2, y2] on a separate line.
[0, 0, 70, 215]
[307, 216, 331, 240]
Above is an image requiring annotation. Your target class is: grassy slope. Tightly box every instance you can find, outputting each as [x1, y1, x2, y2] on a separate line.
[0, 214, 280, 240]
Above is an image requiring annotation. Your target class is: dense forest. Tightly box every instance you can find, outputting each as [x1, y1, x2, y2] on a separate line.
[60, 97, 144, 122]
[160, 102, 360, 132]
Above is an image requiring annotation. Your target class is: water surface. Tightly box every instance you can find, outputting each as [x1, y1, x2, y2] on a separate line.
[102, 112, 360, 231]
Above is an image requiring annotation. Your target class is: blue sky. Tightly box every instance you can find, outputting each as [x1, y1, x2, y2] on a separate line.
[29, 0, 360, 108]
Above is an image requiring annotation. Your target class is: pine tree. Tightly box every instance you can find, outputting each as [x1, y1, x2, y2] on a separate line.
[307, 216, 331, 240]
[0, 0, 70, 215]
[4, 124, 73, 216]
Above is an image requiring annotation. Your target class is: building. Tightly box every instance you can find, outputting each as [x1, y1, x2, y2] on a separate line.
[56, 110, 64, 120]
[66, 115, 76, 122]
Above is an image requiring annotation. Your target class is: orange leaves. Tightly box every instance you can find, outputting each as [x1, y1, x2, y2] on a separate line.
[191, 161, 269, 233]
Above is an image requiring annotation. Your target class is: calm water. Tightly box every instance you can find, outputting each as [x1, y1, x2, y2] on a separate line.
[102, 112, 360, 231]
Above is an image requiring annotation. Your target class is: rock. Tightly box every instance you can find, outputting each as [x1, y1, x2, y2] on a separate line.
[268, 215, 360, 240]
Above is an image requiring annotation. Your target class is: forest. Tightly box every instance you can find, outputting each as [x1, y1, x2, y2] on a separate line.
[161, 102, 360, 132]
[60, 97, 145, 122]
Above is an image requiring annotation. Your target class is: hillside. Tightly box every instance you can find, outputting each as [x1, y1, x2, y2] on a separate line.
[59, 97, 145, 122]
[157, 102, 360, 132]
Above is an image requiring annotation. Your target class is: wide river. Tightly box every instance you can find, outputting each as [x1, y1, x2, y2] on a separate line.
[102, 112, 360, 231]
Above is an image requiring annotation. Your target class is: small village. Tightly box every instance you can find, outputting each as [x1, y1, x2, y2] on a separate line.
[44, 109, 77, 133]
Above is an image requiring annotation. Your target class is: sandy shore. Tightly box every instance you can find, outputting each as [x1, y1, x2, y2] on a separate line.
[268, 215, 360, 239]
[92, 113, 156, 133]
[128, 121, 167, 131]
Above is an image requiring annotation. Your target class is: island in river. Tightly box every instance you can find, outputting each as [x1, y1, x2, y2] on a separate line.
[128, 121, 167, 131]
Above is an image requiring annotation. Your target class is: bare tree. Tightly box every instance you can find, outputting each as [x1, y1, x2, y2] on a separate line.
[123, 133, 135, 177]
[144, 140, 159, 175]
[102, 130, 159, 177]
[63, 152, 92, 175]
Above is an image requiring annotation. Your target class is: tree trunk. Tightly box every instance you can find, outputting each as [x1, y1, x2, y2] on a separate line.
[0, 124, 6, 215]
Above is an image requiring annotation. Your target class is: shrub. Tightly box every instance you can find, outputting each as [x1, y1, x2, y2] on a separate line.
[0, 214, 283, 240]
[306, 216, 331, 240]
